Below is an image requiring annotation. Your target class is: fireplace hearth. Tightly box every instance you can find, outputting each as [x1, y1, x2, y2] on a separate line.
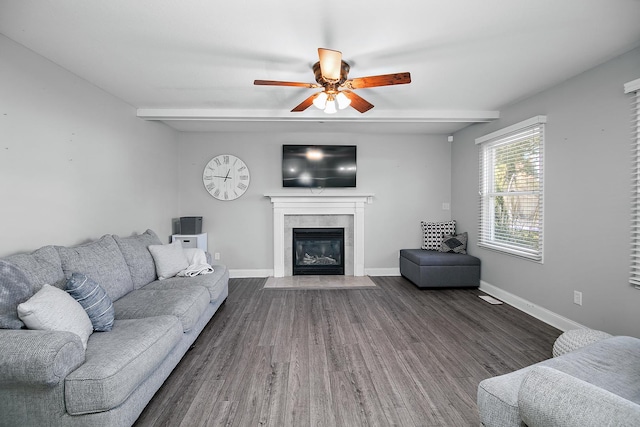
[293, 228, 345, 275]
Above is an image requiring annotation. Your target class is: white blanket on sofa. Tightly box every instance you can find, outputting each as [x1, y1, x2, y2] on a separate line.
[178, 248, 214, 277]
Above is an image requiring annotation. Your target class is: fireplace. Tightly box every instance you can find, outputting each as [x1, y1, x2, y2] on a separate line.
[293, 228, 345, 275]
[266, 193, 373, 277]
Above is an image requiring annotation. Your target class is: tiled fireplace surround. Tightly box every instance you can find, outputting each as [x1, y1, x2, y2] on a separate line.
[266, 193, 374, 277]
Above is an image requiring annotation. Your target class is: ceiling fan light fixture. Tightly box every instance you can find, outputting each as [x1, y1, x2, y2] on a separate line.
[312, 92, 328, 109]
[317, 48, 342, 81]
[255, 47, 411, 114]
[324, 97, 337, 114]
[336, 92, 351, 110]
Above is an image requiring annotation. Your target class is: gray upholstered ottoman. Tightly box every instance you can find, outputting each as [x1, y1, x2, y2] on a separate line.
[399, 249, 480, 288]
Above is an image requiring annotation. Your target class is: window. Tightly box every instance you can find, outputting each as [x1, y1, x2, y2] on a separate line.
[626, 78, 640, 289]
[477, 116, 546, 261]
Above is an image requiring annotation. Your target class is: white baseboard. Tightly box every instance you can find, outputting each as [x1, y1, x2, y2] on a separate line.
[229, 268, 400, 278]
[480, 280, 585, 332]
[365, 267, 401, 276]
[229, 269, 273, 279]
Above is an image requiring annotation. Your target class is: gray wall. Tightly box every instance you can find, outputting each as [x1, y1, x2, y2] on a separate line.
[452, 47, 640, 337]
[0, 35, 180, 256]
[177, 132, 452, 272]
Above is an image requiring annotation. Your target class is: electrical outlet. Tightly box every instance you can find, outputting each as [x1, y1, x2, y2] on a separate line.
[573, 290, 582, 306]
[442, 202, 450, 210]
[214, 252, 220, 260]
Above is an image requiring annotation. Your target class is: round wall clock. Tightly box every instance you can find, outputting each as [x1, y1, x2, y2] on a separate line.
[202, 154, 251, 201]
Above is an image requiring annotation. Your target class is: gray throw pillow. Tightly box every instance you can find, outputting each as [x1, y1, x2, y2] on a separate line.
[66, 272, 115, 332]
[440, 232, 468, 254]
[148, 240, 189, 280]
[0, 260, 33, 329]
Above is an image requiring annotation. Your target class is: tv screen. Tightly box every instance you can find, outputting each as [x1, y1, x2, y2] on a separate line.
[282, 145, 357, 188]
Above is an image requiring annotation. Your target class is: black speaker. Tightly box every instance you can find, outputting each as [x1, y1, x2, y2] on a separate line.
[179, 217, 202, 234]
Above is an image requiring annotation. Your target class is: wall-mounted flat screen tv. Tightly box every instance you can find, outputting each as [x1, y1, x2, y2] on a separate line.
[282, 145, 357, 188]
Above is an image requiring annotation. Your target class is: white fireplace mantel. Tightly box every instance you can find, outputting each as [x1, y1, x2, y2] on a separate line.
[266, 192, 374, 277]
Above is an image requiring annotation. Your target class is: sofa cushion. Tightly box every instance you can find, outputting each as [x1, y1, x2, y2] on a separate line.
[17, 284, 93, 350]
[421, 220, 456, 250]
[113, 287, 210, 332]
[64, 316, 183, 415]
[400, 249, 480, 266]
[57, 235, 134, 302]
[4, 245, 65, 290]
[543, 336, 640, 404]
[0, 260, 32, 329]
[65, 273, 115, 332]
[143, 264, 228, 302]
[148, 240, 189, 280]
[113, 229, 162, 289]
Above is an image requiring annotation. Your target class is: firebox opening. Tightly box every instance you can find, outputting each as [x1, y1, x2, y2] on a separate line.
[292, 228, 345, 275]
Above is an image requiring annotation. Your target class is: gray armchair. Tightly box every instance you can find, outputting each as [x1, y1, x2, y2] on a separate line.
[477, 335, 640, 427]
[518, 366, 640, 427]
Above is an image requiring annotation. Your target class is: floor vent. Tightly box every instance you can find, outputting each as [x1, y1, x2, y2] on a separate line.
[479, 295, 503, 305]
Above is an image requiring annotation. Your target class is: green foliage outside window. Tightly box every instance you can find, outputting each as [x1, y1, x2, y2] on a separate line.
[490, 135, 542, 249]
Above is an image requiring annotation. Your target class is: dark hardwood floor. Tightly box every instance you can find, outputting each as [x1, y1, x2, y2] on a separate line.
[134, 276, 561, 426]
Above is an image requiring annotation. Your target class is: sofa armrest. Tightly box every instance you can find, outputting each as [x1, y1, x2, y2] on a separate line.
[518, 366, 640, 427]
[0, 330, 85, 387]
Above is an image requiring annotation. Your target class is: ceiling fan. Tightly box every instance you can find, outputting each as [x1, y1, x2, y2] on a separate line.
[254, 48, 411, 114]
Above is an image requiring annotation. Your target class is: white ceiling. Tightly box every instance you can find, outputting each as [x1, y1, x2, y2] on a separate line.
[2, 0, 639, 134]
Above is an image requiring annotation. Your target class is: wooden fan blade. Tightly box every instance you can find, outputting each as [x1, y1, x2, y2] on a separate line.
[254, 80, 319, 88]
[344, 72, 411, 89]
[342, 90, 374, 113]
[291, 93, 320, 112]
[318, 48, 342, 80]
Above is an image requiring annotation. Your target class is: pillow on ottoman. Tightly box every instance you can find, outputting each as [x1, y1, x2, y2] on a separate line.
[0, 260, 32, 329]
[421, 220, 456, 250]
[440, 232, 468, 254]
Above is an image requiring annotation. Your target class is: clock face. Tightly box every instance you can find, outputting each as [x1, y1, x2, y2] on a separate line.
[203, 154, 251, 201]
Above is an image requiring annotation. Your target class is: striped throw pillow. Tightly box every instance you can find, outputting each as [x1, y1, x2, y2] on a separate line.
[66, 272, 115, 332]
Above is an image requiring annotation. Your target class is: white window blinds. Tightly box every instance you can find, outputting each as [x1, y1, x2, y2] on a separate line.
[476, 116, 546, 261]
[626, 78, 640, 288]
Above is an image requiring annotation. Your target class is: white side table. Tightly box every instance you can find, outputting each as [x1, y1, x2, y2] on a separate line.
[171, 233, 208, 251]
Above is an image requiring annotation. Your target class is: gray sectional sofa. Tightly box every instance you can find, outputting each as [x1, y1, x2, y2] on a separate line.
[0, 230, 229, 426]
